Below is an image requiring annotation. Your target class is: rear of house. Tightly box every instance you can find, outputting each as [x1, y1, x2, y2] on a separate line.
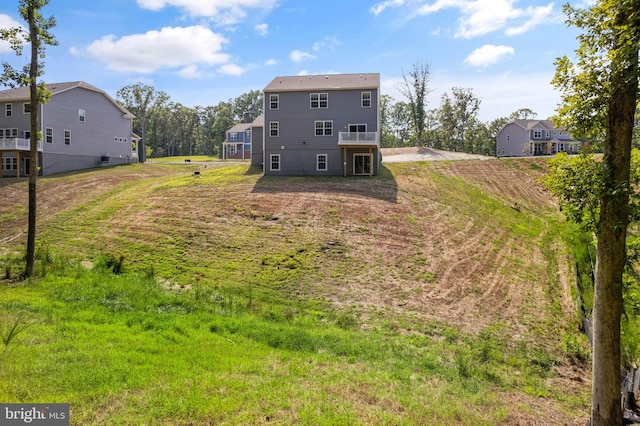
[0, 81, 137, 177]
[263, 73, 380, 176]
[222, 122, 252, 160]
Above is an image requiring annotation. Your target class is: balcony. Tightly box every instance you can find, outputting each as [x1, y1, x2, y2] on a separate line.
[338, 132, 379, 147]
[0, 138, 43, 152]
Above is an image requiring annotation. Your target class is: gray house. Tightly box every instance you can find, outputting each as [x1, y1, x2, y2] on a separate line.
[250, 115, 263, 167]
[222, 122, 252, 160]
[263, 73, 381, 176]
[496, 119, 580, 158]
[0, 81, 137, 177]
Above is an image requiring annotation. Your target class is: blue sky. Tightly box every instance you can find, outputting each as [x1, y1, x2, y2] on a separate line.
[0, 0, 590, 122]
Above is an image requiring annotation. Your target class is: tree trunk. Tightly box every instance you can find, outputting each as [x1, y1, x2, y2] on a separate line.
[24, 4, 39, 278]
[591, 8, 638, 424]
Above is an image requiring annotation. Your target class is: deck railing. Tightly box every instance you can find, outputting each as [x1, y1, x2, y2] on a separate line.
[0, 138, 43, 151]
[338, 132, 379, 147]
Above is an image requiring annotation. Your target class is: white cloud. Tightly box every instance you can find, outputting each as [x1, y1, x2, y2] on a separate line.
[312, 36, 340, 52]
[178, 64, 204, 79]
[371, 0, 406, 15]
[464, 44, 514, 68]
[254, 23, 269, 36]
[136, 0, 277, 25]
[290, 49, 316, 63]
[506, 3, 554, 36]
[265, 58, 279, 66]
[77, 26, 230, 74]
[0, 14, 25, 54]
[218, 63, 245, 76]
[373, 0, 555, 38]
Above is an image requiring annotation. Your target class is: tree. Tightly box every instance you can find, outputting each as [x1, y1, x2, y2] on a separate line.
[116, 83, 169, 163]
[509, 108, 538, 120]
[551, 1, 640, 424]
[0, 0, 57, 278]
[398, 61, 431, 147]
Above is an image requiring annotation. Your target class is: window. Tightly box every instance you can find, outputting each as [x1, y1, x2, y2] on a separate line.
[270, 121, 279, 137]
[310, 93, 328, 108]
[45, 127, 53, 144]
[533, 130, 542, 139]
[545, 130, 550, 138]
[270, 94, 279, 110]
[5, 104, 12, 117]
[315, 121, 333, 136]
[270, 154, 280, 171]
[64, 130, 71, 145]
[230, 132, 238, 141]
[348, 124, 366, 133]
[506, 135, 510, 141]
[317, 154, 328, 171]
[5, 128, 17, 138]
[114, 137, 118, 142]
[78, 109, 86, 122]
[362, 92, 371, 108]
[23, 103, 31, 114]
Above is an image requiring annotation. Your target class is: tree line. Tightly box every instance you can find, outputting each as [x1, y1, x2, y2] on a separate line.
[115, 83, 263, 161]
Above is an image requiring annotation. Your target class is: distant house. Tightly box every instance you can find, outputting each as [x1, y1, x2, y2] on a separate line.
[262, 73, 381, 176]
[496, 119, 581, 158]
[0, 81, 137, 177]
[222, 122, 251, 160]
[250, 115, 263, 167]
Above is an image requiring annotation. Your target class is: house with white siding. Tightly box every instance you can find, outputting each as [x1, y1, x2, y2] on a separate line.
[0, 81, 137, 177]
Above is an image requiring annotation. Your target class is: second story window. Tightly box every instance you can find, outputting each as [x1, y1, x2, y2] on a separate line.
[533, 130, 542, 139]
[79, 109, 86, 122]
[270, 94, 279, 110]
[362, 92, 371, 108]
[23, 103, 31, 114]
[270, 121, 279, 137]
[310, 93, 328, 108]
[5, 104, 12, 117]
[315, 121, 333, 136]
[230, 132, 238, 141]
[45, 127, 53, 144]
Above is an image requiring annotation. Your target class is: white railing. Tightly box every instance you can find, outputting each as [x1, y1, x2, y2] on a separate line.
[0, 138, 43, 151]
[338, 131, 379, 147]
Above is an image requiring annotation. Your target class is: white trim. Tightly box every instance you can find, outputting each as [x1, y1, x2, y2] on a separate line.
[317, 154, 328, 171]
[270, 154, 280, 171]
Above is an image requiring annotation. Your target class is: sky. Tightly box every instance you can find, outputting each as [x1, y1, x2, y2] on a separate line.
[0, 0, 592, 122]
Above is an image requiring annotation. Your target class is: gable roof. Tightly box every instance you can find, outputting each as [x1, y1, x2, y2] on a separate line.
[511, 119, 565, 132]
[251, 115, 264, 128]
[227, 122, 252, 133]
[264, 73, 380, 92]
[0, 81, 135, 119]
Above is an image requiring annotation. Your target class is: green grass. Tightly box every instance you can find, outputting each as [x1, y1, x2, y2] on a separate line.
[0, 160, 591, 424]
[0, 265, 568, 425]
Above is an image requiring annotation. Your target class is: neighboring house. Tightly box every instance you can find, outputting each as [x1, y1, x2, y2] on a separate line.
[0, 81, 137, 177]
[222, 122, 251, 160]
[250, 115, 263, 167]
[496, 119, 581, 158]
[263, 73, 381, 176]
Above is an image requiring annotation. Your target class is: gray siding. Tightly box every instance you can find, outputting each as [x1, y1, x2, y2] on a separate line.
[41, 87, 133, 175]
[263, 88, 379, 176]
[496, 123, 527, 157]
[0, 83, 135, 176]
[251, 125, 263, 167]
